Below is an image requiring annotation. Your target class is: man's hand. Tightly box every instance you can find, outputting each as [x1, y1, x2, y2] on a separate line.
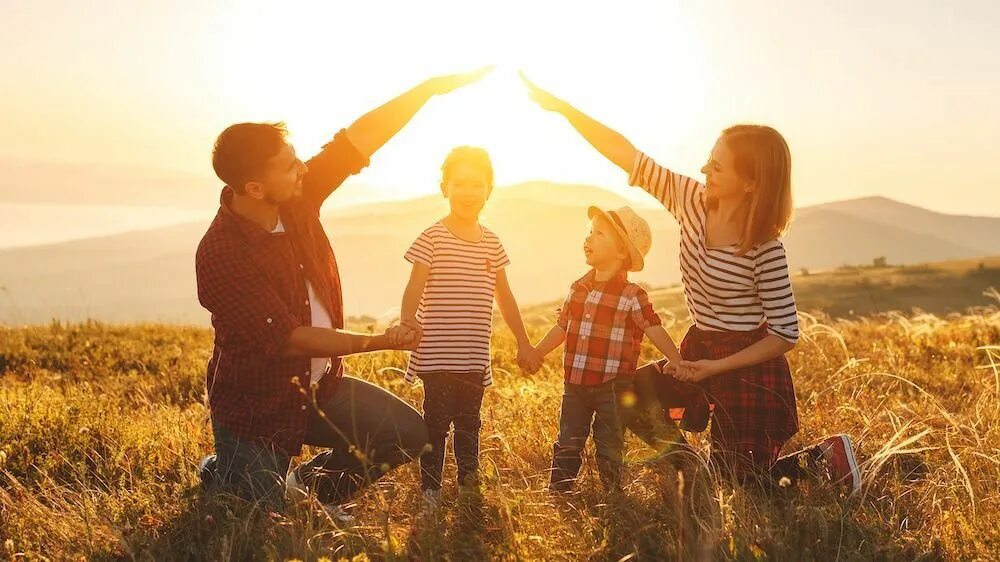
[519, 72, 569, 113]
[424, 66, 494, 96]
[517, 345, 544, 374]
[385, 319, 423, 351]
[675, 359, 723, 383]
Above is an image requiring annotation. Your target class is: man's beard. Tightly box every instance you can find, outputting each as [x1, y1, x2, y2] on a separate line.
[263, 190, 295, 206]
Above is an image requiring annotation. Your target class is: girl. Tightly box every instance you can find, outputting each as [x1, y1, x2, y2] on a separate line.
[401, 146, 541, 514]
[521, 75, 861, 493]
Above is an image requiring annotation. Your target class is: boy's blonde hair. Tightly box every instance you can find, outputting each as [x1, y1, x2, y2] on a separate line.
[720, 125, 794, 255]
[441, 146, 494, 187]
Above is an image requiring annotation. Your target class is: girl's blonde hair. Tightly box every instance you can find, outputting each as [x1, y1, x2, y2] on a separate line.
[721, 125, 793, 255]
[441, 146, 494, 186]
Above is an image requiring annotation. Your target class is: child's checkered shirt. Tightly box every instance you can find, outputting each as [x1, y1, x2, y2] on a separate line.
[557, 270, 662, 386]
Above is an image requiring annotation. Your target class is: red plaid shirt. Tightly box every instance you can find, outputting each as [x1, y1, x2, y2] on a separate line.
[557, 270, 662, 386]
[195, 130, 368, 455]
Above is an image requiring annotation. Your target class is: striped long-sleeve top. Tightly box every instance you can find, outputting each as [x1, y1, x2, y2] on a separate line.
[629, 152, 799, 344]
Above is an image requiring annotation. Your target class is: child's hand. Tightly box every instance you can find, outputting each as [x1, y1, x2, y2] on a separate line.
[675, 359, 721, 383]
[658, 360, 677, 377]
[386, 319, 422, 351]
[517, 345, 543, 374]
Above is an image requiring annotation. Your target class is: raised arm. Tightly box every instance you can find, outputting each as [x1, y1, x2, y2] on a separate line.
[302, 67, 494, 207]
[520, 72, 637, 173]
[346, 66, 493, 158]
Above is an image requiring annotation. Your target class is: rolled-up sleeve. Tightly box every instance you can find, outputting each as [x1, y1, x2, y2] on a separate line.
[555, 291, 575, 331]
[301, 129, 371, 207]
[628, 288, 662, 331]
[196, 238, 300, 355]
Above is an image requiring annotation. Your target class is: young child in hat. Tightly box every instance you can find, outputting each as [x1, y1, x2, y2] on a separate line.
[530, 205, 684, 492]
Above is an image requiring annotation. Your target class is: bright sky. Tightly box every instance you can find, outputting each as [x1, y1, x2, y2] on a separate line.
[2, 0, 999, 215]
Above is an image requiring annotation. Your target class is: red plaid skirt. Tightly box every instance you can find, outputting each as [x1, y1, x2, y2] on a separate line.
[675, 324, 799, 453]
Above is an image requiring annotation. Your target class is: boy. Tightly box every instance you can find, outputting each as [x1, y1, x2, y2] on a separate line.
[531, 206, 683, 492]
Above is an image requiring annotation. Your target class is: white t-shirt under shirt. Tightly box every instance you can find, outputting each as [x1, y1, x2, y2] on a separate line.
[404, 221, 511, 387]
[272, 218, 332, 384]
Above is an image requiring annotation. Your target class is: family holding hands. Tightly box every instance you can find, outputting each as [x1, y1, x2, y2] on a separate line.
[195, 67, 860, 526]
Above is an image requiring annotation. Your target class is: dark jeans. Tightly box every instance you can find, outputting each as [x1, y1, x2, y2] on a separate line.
[550, 381, 623, 491]
[209, 375, 429, 509]
[419, 373, 486, 491]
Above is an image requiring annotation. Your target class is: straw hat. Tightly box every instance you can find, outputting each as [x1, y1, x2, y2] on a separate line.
[587, 205, 652, 272]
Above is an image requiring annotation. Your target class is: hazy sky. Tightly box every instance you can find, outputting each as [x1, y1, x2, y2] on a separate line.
[2, 0, 999, 215]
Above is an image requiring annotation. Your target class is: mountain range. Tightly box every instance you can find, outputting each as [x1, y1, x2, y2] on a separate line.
[1, 183, 997, 324]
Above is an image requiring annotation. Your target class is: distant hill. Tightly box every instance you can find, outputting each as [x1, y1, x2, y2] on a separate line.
[520, 256, 1000, 326]
[1, 185, 998, 324]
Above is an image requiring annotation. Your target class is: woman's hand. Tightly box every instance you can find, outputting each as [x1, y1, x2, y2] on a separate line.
[519, 72, 569, 113]
[675, 359, 724, 383]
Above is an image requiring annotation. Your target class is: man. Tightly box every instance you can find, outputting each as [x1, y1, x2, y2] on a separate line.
[196, 68, 490, 523]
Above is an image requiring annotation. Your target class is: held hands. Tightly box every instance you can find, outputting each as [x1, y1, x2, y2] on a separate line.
[384, 319, 423, 351]
[662, 358, 723, 383]
[424, 66, 494, 96]
[517, 345, 544, 374]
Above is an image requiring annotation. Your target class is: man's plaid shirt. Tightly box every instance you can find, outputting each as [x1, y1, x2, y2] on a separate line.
[557, 270, 662, 386]
[195, 130, 368, 455]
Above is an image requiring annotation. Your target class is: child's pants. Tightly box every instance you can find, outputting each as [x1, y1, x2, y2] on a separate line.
[419, 373, 486, 491]
[550, 380, 623, 491]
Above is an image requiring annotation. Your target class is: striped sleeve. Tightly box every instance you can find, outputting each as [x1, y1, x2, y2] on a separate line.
[753, 240, 799, 344]
[628, 151, 705, 225]
[491, 234, 511, 270]
[404, 228, 435, 267]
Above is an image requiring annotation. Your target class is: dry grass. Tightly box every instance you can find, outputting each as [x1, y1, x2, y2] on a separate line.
[1, 305, 999, 560]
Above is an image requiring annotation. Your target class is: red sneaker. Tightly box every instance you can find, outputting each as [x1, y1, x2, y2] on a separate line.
[819, 434, 861, 495]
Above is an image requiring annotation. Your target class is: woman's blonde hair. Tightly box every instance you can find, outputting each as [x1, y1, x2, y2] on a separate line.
[721, 124, 793, 255]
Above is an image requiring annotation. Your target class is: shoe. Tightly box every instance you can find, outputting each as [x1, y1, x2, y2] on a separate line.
[285, 467, 355, 526]
[198, 454, 217, 491]
[819, 434, 861, 495]
[421, 488, 442, 518]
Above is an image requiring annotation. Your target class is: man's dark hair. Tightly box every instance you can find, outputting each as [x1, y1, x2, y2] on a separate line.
[212, 122, 289, 193]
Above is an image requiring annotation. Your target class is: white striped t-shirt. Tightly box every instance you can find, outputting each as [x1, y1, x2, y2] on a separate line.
[404, 221, 511, 386]
[629, 152, 800, 343]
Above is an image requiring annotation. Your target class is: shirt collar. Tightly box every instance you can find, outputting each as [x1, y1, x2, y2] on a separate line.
[571, 269, 629, 293]
[218, 186, 280, 242]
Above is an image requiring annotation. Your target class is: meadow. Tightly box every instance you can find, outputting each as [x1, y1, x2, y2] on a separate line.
[2, 267, 999, 560]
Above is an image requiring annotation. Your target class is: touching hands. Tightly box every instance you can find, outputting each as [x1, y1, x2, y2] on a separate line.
[385, 319, 423, 351]
[657, 358, 715, 383]
[517, 345, 544, 374]
[424, 66, 494, 96]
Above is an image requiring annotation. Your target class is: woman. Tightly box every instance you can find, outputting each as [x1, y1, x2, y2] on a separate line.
[521, 74, 861, 493]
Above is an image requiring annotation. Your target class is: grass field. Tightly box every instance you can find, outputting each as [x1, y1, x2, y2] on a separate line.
[2, 262, 1000, 560]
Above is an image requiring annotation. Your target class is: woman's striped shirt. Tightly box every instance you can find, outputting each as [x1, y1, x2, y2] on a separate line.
[629, 152, 799, 344]
[404, 221, 511, 386]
